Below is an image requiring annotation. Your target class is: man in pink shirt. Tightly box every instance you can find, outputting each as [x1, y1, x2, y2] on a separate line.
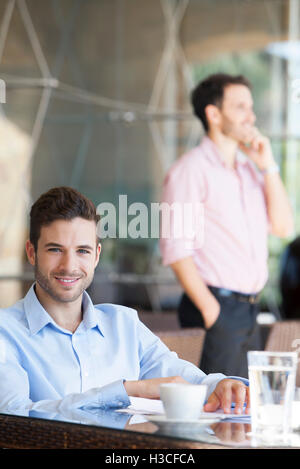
[160, 73, 294, 377]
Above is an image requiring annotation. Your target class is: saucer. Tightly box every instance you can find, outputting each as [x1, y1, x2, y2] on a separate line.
[146, 414, 221, 426]
[146, 414, 222, 437]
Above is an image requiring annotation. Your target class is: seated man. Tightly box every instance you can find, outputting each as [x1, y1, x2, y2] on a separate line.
[0, 187, 249, 415]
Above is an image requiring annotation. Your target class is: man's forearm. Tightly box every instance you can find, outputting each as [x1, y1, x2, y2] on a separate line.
[238, 131, 294, 238]
[124, 376, 188, 400]
[170, 256, 220, 329]
[264, 171, 294, 238]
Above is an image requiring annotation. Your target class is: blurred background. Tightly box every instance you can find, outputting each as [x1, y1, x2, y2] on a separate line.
[0, 0, 299, 319]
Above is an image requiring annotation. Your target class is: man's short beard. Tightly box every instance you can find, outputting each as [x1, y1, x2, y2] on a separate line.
[34, 261, 92, 303]
[221, 118, 254, 144]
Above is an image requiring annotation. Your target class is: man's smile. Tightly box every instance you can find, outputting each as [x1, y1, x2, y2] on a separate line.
[54, 276, 82, 285]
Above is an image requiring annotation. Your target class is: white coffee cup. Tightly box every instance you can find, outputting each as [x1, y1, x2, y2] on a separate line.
[160, 383, 207, 420]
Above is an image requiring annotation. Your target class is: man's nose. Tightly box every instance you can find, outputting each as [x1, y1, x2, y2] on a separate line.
[59, 252, 77, 273]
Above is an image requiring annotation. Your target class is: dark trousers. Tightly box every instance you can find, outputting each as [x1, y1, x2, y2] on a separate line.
[178, 290, 262, 378]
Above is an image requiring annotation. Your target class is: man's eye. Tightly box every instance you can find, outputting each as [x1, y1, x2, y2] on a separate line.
[48, 248, 61, 252]
[78, 249, 90, 254]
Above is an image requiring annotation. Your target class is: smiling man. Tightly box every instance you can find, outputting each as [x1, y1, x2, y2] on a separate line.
[160, 73, 294, 378]
[0, 186, 249, 415]
[26, 217, 101, 333]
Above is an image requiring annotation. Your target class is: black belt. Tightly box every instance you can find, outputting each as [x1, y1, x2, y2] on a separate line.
[209, 286, 260, 304]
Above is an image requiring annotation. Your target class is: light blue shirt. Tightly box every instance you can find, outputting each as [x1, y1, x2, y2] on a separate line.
[0, 285, 232, 414]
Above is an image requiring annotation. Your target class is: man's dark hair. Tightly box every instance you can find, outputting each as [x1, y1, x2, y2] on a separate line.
[191, 73, 252, 132]
[29, 186, 100, 250]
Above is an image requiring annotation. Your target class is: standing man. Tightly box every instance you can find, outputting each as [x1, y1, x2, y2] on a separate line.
[160, 73, 294, 378]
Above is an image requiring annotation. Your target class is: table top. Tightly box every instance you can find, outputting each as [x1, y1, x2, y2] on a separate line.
[1, 406, 300, 450]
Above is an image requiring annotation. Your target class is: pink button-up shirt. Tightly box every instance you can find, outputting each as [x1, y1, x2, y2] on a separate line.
[160, 136, 269, 294]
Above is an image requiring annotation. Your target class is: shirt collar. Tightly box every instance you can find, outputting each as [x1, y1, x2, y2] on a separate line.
[201, 135, 248, 168]
[80, 290, 103, 334]
[24, 283, 103, 336]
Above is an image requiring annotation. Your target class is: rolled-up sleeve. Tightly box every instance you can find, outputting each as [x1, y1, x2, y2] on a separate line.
[0, 333, 131, 413]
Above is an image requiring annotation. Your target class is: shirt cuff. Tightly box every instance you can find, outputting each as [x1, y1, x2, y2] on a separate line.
[227, 376, 249, 386]
[97, 379, 131, 409]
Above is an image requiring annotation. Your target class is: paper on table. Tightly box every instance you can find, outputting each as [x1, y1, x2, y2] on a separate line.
[116, 396, 251, 422]
[117, 397, 164, 415]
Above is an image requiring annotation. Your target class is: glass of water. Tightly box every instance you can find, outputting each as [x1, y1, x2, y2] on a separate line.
[247, 351, 297, 439]
[292, 387, 300, 431]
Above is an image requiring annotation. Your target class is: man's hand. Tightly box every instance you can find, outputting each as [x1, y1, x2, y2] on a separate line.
[203, 295, 221, 329]
[170, 257, 221, 330]
[239, 128, 294, 238]
[211, 421, 251, 444]
[124, 376, 188, 400]
[204, 379, 250, 415]
[239, 128, 275, 171]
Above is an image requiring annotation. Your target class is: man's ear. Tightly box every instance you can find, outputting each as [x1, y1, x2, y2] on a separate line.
[25, 240, 36, 266]
[95, 243, 101, 268]
[205, 104, 222, 128]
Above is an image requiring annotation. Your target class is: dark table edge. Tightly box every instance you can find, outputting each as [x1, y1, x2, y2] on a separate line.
[0, 412, 233, 449]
